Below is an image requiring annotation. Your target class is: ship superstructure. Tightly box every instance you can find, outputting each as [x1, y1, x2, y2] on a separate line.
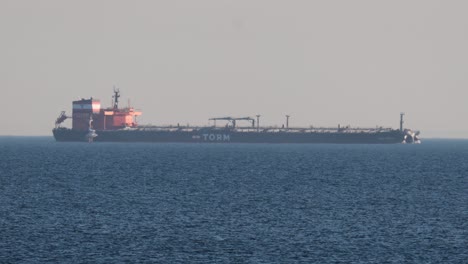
[53, 90, 420, 144]
[55, 89, 141, 141]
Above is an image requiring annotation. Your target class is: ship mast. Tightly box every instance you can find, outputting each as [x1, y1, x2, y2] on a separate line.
[113, 88, 120, 110]
[400, 112, 405, 131]
[256, 115, 260, 132]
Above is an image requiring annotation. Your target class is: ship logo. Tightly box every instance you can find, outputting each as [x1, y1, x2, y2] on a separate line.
[201, 134, 231, 142]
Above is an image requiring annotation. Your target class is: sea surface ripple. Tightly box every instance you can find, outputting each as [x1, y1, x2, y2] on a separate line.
[0, 137, 466, 263]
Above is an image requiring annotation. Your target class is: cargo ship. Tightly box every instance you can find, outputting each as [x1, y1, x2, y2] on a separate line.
[53, 90, 421, 144]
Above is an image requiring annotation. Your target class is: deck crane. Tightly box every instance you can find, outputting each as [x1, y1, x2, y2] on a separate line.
[209, 117, 255, 128]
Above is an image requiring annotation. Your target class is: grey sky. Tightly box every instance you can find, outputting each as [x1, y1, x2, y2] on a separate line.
[1, 0, 467, 137]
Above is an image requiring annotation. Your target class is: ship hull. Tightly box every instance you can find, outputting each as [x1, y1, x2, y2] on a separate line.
[53, 128, 406, 144]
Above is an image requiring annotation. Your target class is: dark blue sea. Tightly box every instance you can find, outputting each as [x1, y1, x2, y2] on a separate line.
[0, 137, 466, 263]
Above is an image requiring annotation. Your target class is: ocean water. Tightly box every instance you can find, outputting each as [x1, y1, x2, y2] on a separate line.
[0, 137, 466, 263]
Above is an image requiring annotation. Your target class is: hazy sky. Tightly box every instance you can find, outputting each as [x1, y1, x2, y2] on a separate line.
[1, 0, 467, 137]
